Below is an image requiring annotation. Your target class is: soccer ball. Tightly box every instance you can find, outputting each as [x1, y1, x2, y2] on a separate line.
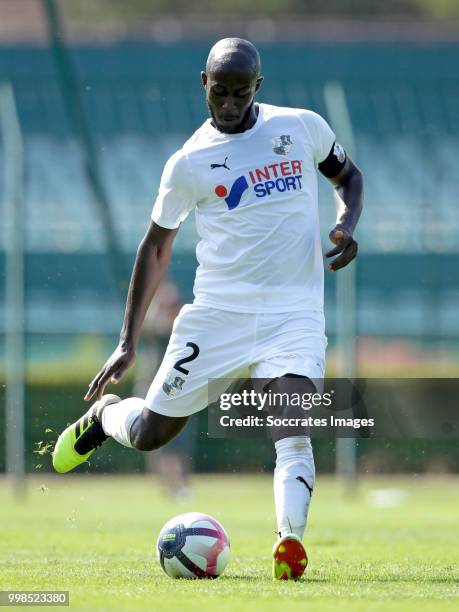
[157, 512, 231, 579]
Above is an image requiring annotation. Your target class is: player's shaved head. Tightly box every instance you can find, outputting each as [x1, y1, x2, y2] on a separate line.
[206, 38, 261, 78]
[202, 38, 263, 134]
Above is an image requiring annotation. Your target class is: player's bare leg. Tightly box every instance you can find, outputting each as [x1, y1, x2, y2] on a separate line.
[128, 407, 188, 450]
[267, 374, 316, 580]
[94, 398, 187, 450]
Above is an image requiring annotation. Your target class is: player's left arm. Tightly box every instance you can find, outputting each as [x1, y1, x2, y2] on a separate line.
[318, 146, 363, 272]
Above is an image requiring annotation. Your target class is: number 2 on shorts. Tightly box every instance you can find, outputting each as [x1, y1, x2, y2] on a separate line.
[173, 342, 200, 375]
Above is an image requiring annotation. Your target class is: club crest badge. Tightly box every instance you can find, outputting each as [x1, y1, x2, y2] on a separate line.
[272, 135, 293, 156]
[162, 372, 185, 397]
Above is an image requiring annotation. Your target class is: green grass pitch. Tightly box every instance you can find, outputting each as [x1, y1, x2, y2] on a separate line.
[0, 474, 457, 611]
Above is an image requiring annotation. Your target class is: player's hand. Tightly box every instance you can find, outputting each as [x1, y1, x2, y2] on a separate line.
[84, 343, 136, 401]
[324, 226, 358, 272]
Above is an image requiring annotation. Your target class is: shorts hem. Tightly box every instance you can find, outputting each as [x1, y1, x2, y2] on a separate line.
[192, 297, 324, 315]
[144, 398, 204, 418]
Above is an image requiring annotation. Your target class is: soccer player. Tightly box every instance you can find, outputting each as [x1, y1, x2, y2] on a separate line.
[53, 38, 363, 580]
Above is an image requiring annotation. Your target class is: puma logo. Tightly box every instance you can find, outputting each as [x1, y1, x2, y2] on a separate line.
[210, 156, 230, 170]
[296, 476, 313, 496]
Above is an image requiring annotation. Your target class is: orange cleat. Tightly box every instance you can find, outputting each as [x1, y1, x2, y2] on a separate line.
[272, 533, 308, 580]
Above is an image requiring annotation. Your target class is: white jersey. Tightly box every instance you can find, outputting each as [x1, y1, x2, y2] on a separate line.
[151, 103, 336, 313]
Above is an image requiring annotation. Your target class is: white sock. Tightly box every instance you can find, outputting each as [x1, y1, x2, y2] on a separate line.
[273, 436, 315, 539]
[101, 397, 144, 448]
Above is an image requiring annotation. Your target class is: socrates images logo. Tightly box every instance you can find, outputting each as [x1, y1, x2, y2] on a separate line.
[215, 159, 303, 210]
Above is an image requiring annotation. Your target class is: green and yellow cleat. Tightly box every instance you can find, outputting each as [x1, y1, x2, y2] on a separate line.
[272, 533, 308, 580]
[52, 394, 121, 474]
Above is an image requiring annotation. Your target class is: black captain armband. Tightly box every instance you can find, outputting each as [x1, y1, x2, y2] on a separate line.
[318, 141, 347, 178]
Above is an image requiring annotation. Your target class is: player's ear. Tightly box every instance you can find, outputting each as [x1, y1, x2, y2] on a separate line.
[201, 71, 208, 89]
[255, 76, 264, 93]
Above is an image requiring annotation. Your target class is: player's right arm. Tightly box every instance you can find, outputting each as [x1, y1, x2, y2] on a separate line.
[85, 149, 195, 401]
[84, 222, 178, 401]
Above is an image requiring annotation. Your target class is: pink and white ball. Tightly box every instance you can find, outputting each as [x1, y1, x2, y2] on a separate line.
[157, 512, 231, 579]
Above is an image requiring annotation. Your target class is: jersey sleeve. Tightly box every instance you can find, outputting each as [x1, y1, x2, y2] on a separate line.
[298, 110, 337, 166]
[151, 149, 195, 229]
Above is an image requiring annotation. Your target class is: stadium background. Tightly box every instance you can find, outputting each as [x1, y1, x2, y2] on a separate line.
[1, 0, 458, 475]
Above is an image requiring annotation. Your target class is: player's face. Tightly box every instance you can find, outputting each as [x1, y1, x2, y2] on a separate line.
[202, 70, 261, 134]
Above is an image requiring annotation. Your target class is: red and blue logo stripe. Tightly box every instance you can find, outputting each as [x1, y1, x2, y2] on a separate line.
[215, 160, 303, 210]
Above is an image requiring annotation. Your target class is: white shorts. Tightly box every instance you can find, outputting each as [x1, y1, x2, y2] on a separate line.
[145, 304, 327, 418]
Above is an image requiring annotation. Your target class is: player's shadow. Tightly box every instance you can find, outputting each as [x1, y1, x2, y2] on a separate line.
[221, 574, 451, 584]
[221, 574, 329, 583]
